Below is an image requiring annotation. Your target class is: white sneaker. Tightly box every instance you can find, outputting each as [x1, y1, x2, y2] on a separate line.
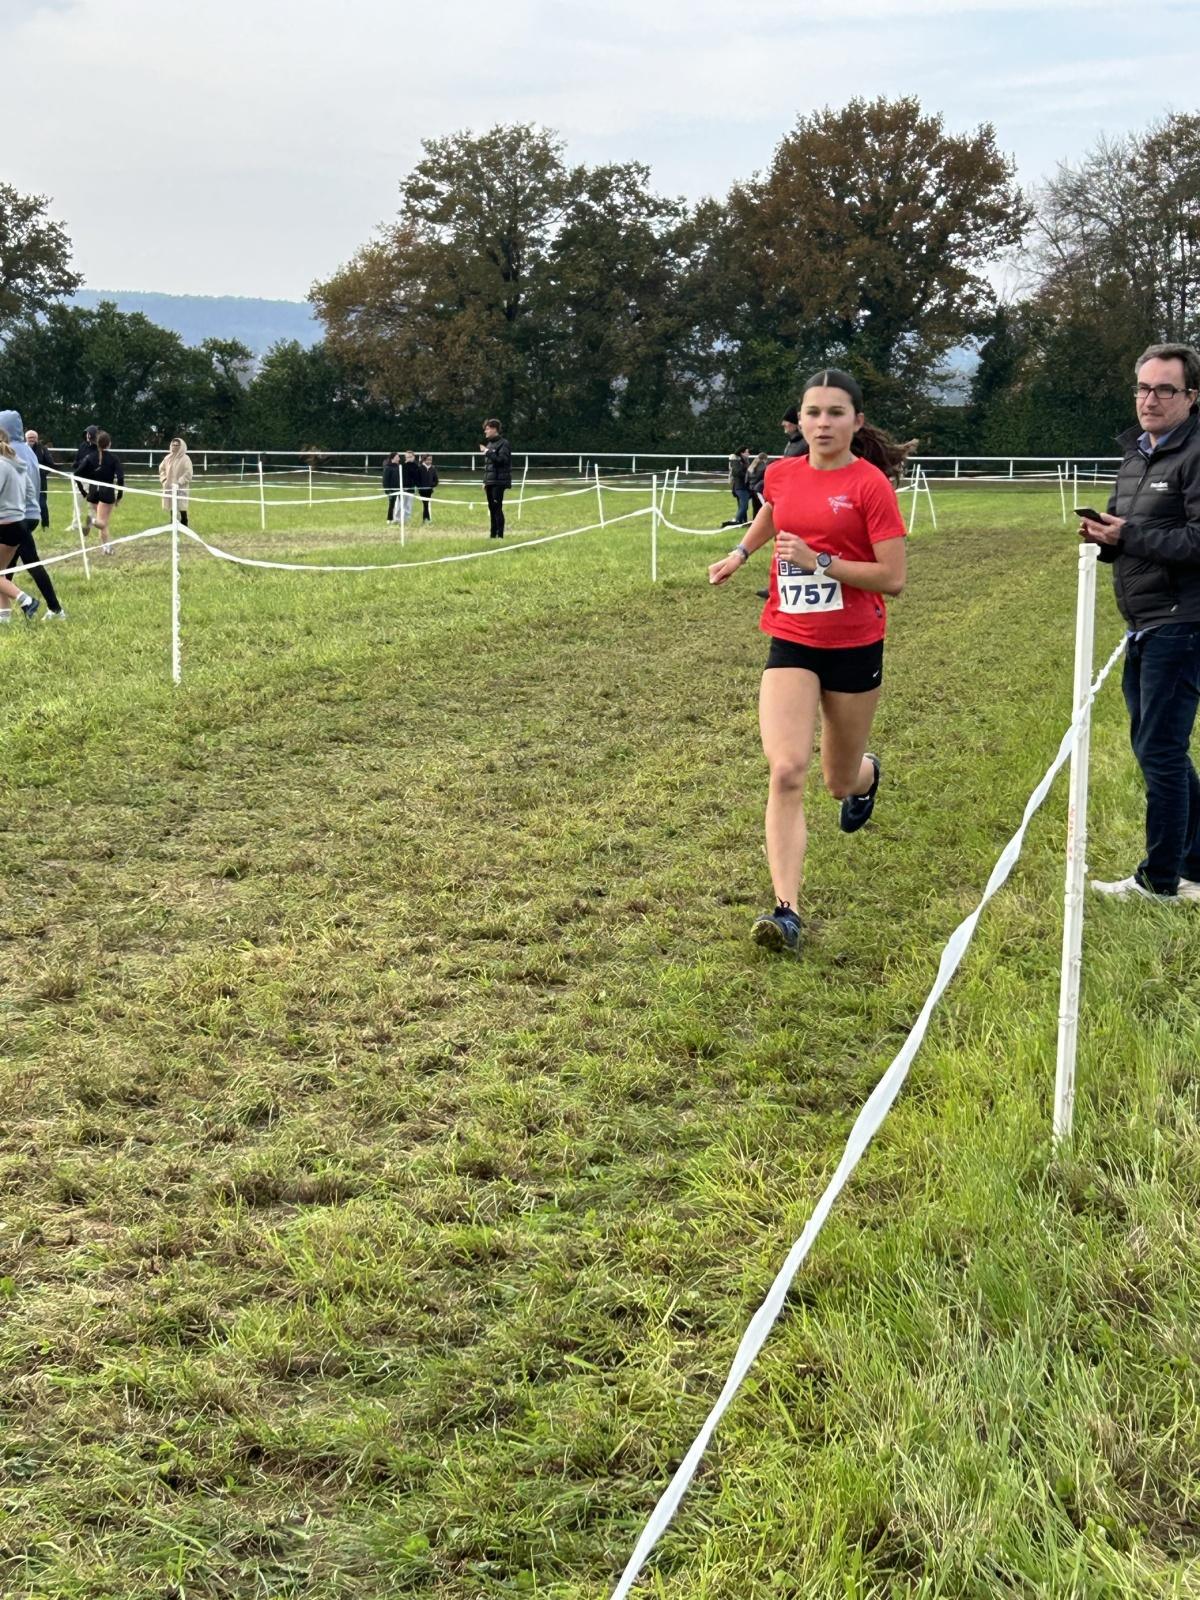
[1090, 874, 1181, 904]
[42, 608, 67, 621]
[1178, 878, 1200, 902]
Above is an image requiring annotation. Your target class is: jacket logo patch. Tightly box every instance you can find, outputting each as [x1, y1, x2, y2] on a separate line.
[828, 495, 854, 515]
[1150, 480, 1170, 491]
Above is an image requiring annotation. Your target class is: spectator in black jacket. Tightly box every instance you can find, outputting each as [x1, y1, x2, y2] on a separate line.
[1081, 342, 1200, 902]
[24, 430, 55, 527]
[480, 419, 512, 537]
[381, 452, 400, 524]
[418, 454, 438, 522]
[721, 447, 752, 528]
[400, 450, 419, 526]
[748, 450, 770, 515]
[73, 424, 100, 528]
[781, 406, 809, 459]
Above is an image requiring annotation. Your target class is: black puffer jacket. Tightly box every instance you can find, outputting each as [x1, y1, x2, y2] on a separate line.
[482, 436, 512, 488]
[729, 453, 749, 492]
[782, 436, 809, 459]
[1102, 413, 1200, 628]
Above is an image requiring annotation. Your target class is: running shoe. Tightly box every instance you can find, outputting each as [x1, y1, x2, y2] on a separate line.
[19, 594, 40, 621]
[751, 902, 803, 953]
[1090, 874, 1180, 903]
[839, 753, 880, 834]
[1179, 878, 1200, 902]
[42, 609, 67, 621]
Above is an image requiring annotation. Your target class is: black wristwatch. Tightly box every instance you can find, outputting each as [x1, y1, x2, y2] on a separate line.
[816, 551, 835, 573]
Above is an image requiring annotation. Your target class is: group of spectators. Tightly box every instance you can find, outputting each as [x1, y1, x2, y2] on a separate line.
[379, 421, 512, 539]
[723, 406, 810, 529]
[0, 417, 199, 625]
[381, 451, 440, 526]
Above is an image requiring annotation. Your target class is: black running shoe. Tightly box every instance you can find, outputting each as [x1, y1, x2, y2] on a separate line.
[839, 753, 880, 833]
[756, 588, 769, 599]
[751, 901, 802, 953]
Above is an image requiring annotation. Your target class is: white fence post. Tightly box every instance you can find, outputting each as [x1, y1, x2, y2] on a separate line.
[1057, 464, 1068, 525]
[170, 484, 182, 685]
[671, 465, 680, 514]
[650, 474, 658, 583]
[258, 457, 266, 531]
[595, 463, 605, 526]
[516, 457, 530, 522]
[1054, 541, 1099, 1146]
[921, 467, 938, 530]
[308, 463, 313, 507]
[71, 480, 91, 581]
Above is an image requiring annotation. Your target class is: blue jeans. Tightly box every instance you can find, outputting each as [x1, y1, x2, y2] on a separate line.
[731, 487, 751, 524]
[1122, 623, 1200, 893]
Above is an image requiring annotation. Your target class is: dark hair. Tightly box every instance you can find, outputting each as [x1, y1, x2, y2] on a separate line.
[85, 424, 98, 440]
[781, 406, 799, 426]
[484, 417, 502, 432]
[799, 368, 916, 484]
[96, 430, 111, 453]
[1136, 342, 1200, 407]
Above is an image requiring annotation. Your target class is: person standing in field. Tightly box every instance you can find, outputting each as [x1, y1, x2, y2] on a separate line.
[1081, 341, 1200, 903]
[722, 447, 752, 528]
[0, 429, 43, 622]
[0, 410, 66, 618]
[748, 450, 770, 516]
[480, 419, 511, 538]
[158, 437, 194, 527]
[708, 368, 912, 954]
[399, 450, 419, 527]
[24, 429, 54, 527]
[72, 423, 100, 531]
[381, 452, 400, 524]
[418, 454, 438, 522]
[88, 431, 125, 555]
[780, 406, 809, 459]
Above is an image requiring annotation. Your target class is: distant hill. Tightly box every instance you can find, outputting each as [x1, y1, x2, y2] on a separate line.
[70, 290, 321, 356]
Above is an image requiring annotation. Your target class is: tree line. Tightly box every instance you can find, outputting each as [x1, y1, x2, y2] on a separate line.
[1, 101, 1197, 456]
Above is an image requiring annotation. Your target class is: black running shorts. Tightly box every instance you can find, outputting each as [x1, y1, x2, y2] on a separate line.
[764, 636, 884, 693]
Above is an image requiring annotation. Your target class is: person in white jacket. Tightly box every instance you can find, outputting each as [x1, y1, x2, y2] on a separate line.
[0, 430, 42, 622]
[158, 438, 194, 526]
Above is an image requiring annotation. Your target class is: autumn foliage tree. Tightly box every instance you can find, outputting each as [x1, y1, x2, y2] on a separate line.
[692, 97, 1030, 436]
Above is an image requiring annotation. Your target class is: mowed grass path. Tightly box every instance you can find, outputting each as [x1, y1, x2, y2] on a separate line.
[0, 478, 1197, 1599]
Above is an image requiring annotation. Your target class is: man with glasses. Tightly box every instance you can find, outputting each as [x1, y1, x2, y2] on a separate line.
[1080, 342, 1200, 902]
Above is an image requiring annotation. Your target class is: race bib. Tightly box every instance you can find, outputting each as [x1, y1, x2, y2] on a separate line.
[776, 558, 843, 614]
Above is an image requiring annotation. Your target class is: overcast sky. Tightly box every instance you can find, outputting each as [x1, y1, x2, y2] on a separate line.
[6, 0, 1197, 303]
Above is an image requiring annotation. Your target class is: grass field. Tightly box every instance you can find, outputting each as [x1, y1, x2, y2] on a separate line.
[1, 474, 1197, 1599]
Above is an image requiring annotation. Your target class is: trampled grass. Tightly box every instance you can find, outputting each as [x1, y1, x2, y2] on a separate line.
[1, 473, 1197, 1599]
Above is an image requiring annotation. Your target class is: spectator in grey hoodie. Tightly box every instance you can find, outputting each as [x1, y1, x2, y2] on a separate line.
[0, 409, 63, 617]
[0, 429, 43, 622]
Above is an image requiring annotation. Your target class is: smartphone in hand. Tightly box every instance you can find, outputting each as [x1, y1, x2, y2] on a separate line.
[1074, 506, 1104, 521]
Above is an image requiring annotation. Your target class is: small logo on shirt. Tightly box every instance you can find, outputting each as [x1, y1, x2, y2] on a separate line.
[828, 495, 854, 515]
[1150, 480, 1169, 492]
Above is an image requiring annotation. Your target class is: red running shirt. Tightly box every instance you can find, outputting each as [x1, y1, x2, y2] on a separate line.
[759, 455, 906, 648]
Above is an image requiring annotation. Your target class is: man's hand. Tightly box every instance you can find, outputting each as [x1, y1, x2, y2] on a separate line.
[1079, 512, 1124, 546]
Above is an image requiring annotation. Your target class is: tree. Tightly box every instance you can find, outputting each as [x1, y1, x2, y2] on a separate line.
[312, 124, 698, 446]
[1033, 114, 1200, 350]
[0, 184, 82, 327]
[246, 340, 396, 450]
[695, 97, 1030, 435]
[0, 301, 206, 446]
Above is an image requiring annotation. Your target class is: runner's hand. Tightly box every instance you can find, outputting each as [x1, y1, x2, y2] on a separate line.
[709, 552, 745, 585]
[776, 533, 814, 565]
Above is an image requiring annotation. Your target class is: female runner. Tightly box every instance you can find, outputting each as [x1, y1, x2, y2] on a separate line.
[708, 369, 912, 953]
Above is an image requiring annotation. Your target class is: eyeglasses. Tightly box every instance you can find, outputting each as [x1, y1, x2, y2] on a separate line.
[1133, 382, 1197, 401]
